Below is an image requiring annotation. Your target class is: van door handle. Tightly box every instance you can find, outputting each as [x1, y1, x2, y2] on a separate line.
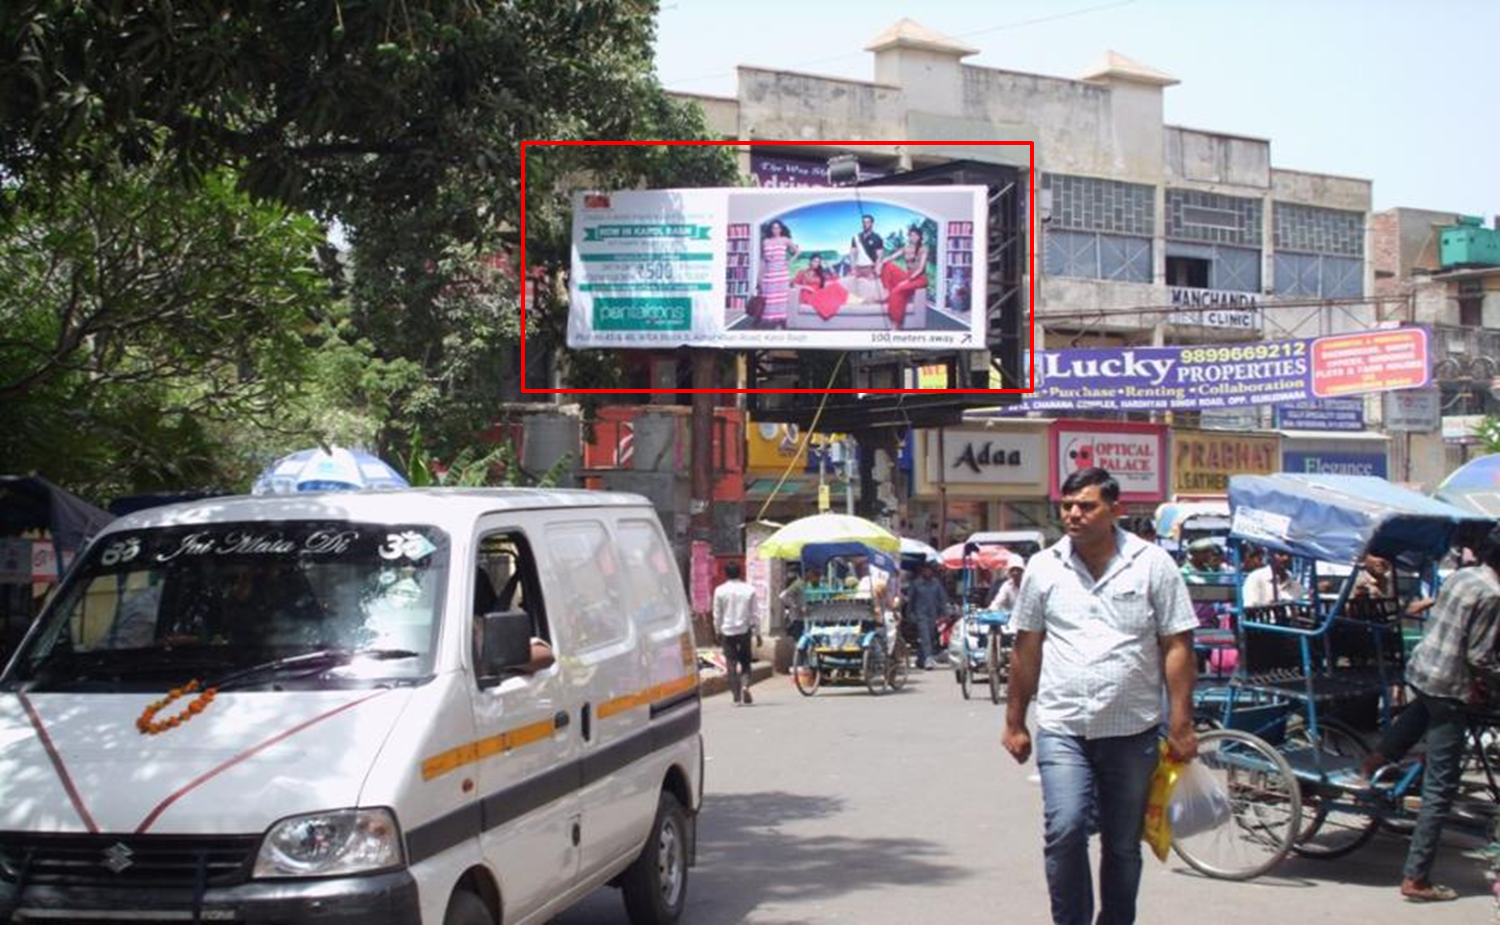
[553, 710, 569, 730]
[581, 704, 592, 742]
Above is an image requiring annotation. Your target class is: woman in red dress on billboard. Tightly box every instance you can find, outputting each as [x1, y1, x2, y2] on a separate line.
[791, 254, 849, 321]
[879, 225, 930, 327]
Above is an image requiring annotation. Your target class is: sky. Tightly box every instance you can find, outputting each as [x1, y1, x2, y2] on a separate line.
[654, 0, 1499, 215]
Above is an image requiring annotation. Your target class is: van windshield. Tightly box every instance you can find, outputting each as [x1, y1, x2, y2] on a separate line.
[1, 521, 449, 693]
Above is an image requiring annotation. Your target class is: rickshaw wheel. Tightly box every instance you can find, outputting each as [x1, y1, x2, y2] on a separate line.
[986, 636, 1003, 705]
[958, 660, 972, 700]
[1285, 717, 1381, 860]
[792, 648, 820, 696]
[886, 643, 909, 692]
[1171, 728, 1302, 881]
[864, 639, 889, 696]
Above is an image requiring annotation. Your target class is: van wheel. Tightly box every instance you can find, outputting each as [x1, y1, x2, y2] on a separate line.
[443, 890, 492, 925]
[621, 791, 689, 925]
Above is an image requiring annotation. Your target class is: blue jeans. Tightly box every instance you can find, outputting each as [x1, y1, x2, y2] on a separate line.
[1036, 728, 1160, 925]
[1375, 688, 1468, 882]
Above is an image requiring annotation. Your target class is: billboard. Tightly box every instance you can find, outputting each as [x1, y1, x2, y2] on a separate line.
[1019, 329, 1430, 412]
[567, 187, 988, 351]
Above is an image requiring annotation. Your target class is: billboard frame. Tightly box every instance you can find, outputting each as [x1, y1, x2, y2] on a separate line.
[519, 139, 1035, 395]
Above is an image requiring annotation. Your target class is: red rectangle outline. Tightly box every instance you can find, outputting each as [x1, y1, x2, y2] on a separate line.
[520, 139, 1035, 395]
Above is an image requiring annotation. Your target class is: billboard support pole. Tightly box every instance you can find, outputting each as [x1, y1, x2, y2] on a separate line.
[690, 349, 717, 571]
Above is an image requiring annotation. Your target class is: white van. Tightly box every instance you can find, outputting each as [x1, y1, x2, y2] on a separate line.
[0, 489, 703, 925]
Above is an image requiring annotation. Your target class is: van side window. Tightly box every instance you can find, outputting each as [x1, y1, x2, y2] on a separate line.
[474, 532, 550, 680]
[616, 519, 684, 627]
[546, 521, 630, 651]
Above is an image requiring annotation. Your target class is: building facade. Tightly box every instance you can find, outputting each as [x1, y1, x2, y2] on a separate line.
[668, 17, 1415, 539]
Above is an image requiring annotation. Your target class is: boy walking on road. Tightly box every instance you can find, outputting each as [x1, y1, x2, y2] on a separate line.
[713, 562, 758, 705]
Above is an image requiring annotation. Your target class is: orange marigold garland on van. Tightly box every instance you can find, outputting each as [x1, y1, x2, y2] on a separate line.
[136, 680, 218, 735]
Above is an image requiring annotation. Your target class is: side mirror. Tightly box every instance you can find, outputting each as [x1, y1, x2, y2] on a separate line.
[479, 609, 535, 680]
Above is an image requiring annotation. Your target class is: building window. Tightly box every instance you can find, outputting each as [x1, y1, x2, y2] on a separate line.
[1273, 252, 1363, 298]
[1182, 205, 1241, 232]
[1460, 295, 1482, 327]
[1166, 242, 1260, 292]
[1045, 230, 1151, 283]
[1167, 256, 1210, 288]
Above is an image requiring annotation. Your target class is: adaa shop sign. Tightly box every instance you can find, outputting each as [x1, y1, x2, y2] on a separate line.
[1049, 421, 1168, 503]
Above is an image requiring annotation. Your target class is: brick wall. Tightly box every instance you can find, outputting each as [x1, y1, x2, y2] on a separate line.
[1370, 210, 1402, 297]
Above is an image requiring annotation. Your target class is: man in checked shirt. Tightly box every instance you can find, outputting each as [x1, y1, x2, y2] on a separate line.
[1004, 467, 1198, 925]
[1360, 523, 1500, 903]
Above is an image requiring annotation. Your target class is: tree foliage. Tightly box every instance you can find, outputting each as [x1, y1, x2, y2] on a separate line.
[0, 164, 333, 497]
[0, 1, 738, 495]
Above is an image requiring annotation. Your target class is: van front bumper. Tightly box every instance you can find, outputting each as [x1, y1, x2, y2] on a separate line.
[0, 868, 421, 924]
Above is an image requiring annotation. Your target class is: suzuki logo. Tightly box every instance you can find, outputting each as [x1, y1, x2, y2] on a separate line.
[101, 842, 135, 874]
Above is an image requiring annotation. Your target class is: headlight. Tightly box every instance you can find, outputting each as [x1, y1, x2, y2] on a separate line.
[254, 807, 404, 878]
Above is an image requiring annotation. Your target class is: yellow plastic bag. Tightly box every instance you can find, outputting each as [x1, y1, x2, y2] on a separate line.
[1142, 740, 1185, 862]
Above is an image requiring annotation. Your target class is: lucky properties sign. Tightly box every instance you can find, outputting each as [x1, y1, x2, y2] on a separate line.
[1021, 328, 1430, 412]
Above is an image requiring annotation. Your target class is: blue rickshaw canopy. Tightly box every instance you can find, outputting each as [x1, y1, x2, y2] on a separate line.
[797, 541, 899, 575]
[1228, 473, 1491, 569]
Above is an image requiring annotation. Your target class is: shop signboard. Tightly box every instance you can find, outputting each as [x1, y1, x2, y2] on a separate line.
[1049, 421, 1168, 503]
[1274, 398, 1365, 432]
[750, 155, 833, 189]
[1168, 288, 1262, 331]
[568, 186, 987, 350]
[924, 429, 1045, 486]
[746, 420, 808, 472]
[0, 538, 29, 584]
[1442, 415, 1485, 445]
[1016, 328, 1430, 412]
[1173, 430, 1279, 496]
[1385, 388, 1441, 433]
[31, 540, 57, 582]
[1283, 450, 1388, 478]
[690, 540, 714, 614]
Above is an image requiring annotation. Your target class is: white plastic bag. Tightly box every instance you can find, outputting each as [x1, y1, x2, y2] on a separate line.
[1167, 759, 1232, 839]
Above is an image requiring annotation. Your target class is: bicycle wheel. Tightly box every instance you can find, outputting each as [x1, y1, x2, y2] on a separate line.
[958, 658, 972, 700]
[886, 639, 910, 692]
[792, 646, 820, 696]
[1286, 718, 1382, 860]
[863, 639, 888, 696]
[1172, 728, 1302, 881]
[986, 635, 1002, 705]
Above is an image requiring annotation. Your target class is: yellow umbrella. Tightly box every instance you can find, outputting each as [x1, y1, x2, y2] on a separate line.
[756, 513, 900, 559]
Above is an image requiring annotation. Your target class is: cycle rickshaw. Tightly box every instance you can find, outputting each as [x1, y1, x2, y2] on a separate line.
[1172, 473, 1494, 881]
[946, 536, 1022, 704]
[789, 542, 909, 696]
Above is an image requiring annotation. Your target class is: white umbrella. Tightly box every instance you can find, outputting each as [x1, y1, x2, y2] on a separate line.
[252, 447, 408, 495]
[899, 537, 942, 565]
